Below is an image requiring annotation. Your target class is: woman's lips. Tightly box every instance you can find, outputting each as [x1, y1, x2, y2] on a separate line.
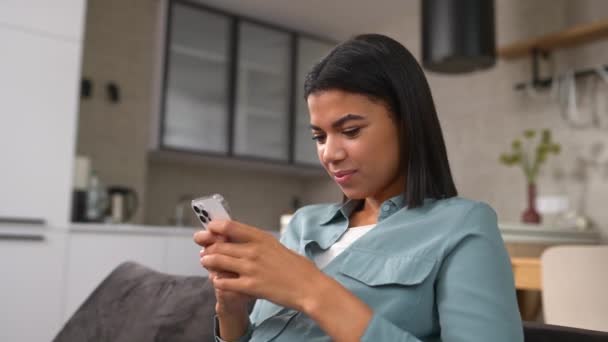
[333, 170, 357, 184]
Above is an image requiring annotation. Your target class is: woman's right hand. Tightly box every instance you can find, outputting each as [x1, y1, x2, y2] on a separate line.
[194, 230, 255, 317]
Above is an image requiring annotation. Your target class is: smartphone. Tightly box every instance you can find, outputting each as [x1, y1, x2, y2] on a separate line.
[191, 194, 231, 230]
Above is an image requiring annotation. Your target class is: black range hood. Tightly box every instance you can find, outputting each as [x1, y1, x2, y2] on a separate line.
[422, 0, 496, 74]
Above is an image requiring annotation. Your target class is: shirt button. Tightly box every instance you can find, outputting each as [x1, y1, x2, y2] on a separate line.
[382, 204, 391, 211]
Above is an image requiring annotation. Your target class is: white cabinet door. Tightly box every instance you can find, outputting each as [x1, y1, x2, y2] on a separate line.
[0, 0, 86, 41]
[0, 28, 82, 227]
[166, 234, 209, 277]
[0, 229, 68, 342]
[62, 232, 167, 321]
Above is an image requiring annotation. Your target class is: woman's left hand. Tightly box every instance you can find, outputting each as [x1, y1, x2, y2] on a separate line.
[197, 220, 324, 312]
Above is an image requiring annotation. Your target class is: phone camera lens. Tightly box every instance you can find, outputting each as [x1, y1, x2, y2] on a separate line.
[199, 215, 208, 224]
[193, 205, 201, 214]
[201, 209, 209, 218]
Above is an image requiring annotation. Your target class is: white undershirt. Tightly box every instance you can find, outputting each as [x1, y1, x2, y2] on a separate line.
[313, 224, 376, 269]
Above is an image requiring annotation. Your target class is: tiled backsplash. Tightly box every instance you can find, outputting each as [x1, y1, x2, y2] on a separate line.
[144, 157, 340, 230]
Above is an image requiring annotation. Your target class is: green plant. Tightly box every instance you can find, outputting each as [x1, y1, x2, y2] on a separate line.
[499, 129, 561, 184]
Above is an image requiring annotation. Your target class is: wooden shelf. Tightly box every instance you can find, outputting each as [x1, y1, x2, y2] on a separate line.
[147, 149, 326, 178]
[498, 19, 608, 60]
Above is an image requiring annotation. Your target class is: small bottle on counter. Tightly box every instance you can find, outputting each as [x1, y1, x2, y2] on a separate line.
[85, 170, 108, 222]
[71, 155, 90, 222]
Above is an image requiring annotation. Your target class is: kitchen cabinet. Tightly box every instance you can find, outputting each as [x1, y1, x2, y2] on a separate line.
[0, 28, 81, 227]
[0, 0, 85, 227]
[0, 0, 85, 41]
[157, 0, 335, 167]
[0, 227, 68, 342]
[161, 2, 232, 153]
[233, 21, 292, 161]
[166, 234, 209, 277]
[294, 37, 335, 165]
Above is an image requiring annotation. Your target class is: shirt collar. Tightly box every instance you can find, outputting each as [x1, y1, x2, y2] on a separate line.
[319, 194, 406, 225]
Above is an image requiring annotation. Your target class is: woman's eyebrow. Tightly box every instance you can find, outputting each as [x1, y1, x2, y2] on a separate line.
[309, 113, 366, 130]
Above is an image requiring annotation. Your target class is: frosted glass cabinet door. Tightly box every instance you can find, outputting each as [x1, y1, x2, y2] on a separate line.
[162, 3, 230, 153]
[294, 37, 335, 165]
[234, 22, 291, 160]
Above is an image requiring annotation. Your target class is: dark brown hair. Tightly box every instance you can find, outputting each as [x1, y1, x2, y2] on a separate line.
[304, 34, 457, 208]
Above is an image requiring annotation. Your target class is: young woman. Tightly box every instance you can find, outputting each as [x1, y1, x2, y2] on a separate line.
[194, 33, 523, 342]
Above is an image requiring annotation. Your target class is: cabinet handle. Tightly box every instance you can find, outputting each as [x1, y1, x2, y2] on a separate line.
[0, 233, 45, 241]
[0, 217, 46, 225]
[0, 217, 46, 241]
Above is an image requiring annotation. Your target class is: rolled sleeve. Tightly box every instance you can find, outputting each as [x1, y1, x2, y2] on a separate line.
[360, 313, 423, 342]
[213, 315, 253, 342]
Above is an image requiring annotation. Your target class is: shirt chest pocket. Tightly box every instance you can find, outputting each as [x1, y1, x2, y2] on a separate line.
[337, 250, 437, 324]
[249, 300, 298, 342]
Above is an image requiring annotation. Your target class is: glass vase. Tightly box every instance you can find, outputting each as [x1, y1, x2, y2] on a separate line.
[522, 182, 541, 224]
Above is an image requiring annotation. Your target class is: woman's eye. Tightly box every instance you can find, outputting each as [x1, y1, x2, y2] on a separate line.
[312, 134, 326, 143]
[343, 127, 361, 138]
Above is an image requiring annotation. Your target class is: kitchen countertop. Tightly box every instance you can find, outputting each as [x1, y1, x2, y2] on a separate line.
[71, 222, 598, 243]
[499, 222, 601, 244]
[70, 223, 281, 238]
[3, 221, 598, 244]
[69, 223, 201, 237]
[0, 222, 200, 238]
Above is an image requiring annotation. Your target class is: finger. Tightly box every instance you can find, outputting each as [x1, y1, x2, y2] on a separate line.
[211, 269, 238, 279]
[202, 241, 252, 259]
[193, 230, 220, 247]
[214, 234, 228, 242]
[205, 268, 237, 280]
[202, 262, 236, 278]
[215, 288, 224, 297]
[212, 276, 253, 294]
[207, 220, 261, 243]
[200, 256, 237, 276]
[216, 270, 238, 278]
[199, 235, 230, 258]
[201, 254, 251, 276]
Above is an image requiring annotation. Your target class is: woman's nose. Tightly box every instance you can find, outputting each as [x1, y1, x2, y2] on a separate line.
[321, 136, 346, 163]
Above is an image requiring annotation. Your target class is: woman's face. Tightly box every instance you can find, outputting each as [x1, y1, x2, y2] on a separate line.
[307, 89, 405, 203]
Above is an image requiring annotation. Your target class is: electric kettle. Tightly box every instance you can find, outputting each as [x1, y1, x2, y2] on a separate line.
[107, 186, 138, 223]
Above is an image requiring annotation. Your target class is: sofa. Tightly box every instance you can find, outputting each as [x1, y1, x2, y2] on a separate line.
[53, 262, 608, 342]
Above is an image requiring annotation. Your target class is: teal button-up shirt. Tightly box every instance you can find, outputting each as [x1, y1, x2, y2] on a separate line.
[215, 196, 524, 341]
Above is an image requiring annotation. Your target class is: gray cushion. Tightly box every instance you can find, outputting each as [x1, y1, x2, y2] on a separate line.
[523, 321, 608, 342]
[54, 262, 217, 342]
